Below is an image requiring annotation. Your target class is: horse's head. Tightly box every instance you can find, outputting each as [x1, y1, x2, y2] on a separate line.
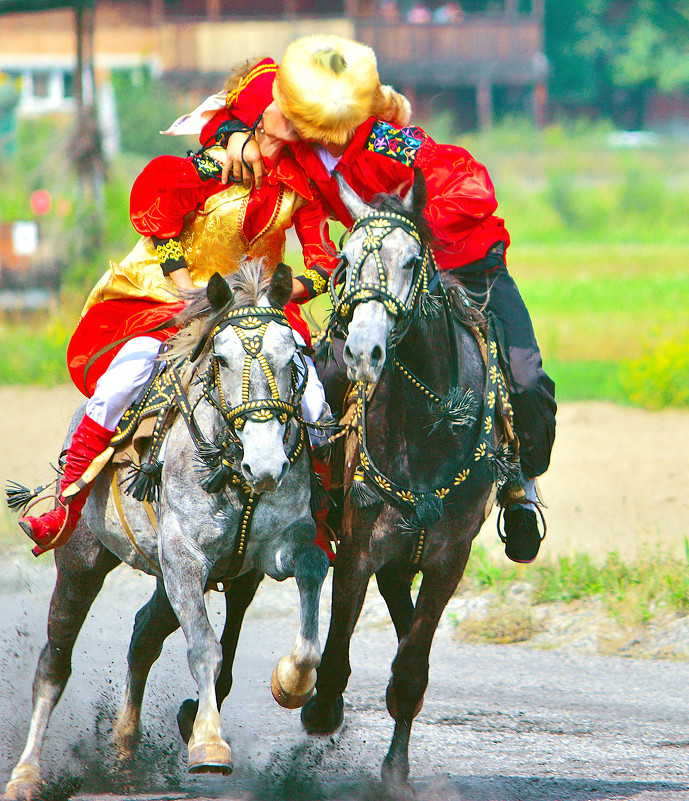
[334, 170, 431, 385]
[202, 263, 304, 494]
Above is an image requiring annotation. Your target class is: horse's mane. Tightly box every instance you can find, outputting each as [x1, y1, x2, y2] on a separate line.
[369, 192, 485, 329]
[162, 258, 273, 363]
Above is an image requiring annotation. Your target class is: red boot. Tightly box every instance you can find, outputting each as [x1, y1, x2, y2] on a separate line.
[19, 414, 114, 556]
[312, 456, 336, 564]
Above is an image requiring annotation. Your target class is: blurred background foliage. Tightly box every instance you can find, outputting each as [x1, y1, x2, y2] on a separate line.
[1, 4, 689, 409]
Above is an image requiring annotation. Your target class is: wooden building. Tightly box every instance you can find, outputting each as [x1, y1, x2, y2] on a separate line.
[0, 0, 546, 128]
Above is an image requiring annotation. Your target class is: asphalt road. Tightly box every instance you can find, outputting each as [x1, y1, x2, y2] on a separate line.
[1, 557, 689, 801]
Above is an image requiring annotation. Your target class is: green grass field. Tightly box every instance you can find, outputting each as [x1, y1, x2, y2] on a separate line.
[1, 116, 688, 408]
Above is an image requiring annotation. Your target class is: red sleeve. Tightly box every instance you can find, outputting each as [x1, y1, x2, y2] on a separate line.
[415, 141, 498, 247]
[291, 198, 339, 300]
[130, 155, 216, 239]
[293, 198, 338, 273]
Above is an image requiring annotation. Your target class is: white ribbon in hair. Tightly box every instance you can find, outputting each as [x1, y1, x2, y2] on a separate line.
[160, 91, 227, 136]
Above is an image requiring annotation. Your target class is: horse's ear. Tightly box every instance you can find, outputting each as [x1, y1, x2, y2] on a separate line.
[207, 272, 232, 311]
[403, 168, 427, 215]
[269, 262, 293, 308]
[335, 171, 372, 220]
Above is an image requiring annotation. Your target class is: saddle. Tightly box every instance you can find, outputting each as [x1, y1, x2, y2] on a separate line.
[110, 356, 194, 502]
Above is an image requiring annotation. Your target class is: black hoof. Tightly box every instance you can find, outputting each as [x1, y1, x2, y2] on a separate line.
[177, 698, 198, 744]
[301, 693, 344, 734]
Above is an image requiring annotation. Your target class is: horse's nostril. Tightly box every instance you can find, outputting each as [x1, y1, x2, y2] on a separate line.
[344, 344, 354, 364]
[278, 460, 289, 483]
[371, 345, 383, 365]
[242, 462, 253, 478]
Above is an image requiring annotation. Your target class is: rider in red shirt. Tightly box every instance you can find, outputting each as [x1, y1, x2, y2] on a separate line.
[212, 36, 556, 564]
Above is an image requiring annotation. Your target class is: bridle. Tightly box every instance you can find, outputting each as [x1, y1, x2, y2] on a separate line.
[328, 211, 436, 347]
[201, 305, 307, 436]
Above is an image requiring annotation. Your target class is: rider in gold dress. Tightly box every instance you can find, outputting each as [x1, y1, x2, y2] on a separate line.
[19, 59, 338, 557]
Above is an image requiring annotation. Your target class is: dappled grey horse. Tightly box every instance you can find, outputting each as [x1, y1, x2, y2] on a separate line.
[301, 174, 516, 790]
[5, 262, 329, 801]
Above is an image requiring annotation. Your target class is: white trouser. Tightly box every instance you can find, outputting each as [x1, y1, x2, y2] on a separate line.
[85, 334, 328, 445]
[85, 337, 162, 430]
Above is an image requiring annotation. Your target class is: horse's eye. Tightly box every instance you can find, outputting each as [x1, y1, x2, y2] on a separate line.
[214, 353, 229, 368]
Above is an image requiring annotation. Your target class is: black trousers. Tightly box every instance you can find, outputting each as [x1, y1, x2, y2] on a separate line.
[455, 263, 557, 479]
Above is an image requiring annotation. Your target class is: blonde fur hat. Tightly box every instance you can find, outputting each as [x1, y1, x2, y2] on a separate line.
[273, 35, 412, 146]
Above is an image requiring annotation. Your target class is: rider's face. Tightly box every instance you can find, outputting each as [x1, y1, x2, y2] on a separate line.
[261, 101, 300, 143]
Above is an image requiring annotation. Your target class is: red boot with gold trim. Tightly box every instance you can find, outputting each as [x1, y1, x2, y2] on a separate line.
[19, 414, 114, 556]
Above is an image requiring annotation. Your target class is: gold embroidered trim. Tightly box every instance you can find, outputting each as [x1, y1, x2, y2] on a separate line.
[155, 239, 185, 264]
[302, 268, 327, 296]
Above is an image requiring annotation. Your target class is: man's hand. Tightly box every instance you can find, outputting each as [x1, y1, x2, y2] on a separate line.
[222, 131, 265, 189]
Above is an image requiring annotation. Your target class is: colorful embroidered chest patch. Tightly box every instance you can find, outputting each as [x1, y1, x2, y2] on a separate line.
[366, 121, 427, 167]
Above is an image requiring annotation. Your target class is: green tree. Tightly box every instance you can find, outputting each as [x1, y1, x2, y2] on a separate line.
[546, 1, 689, 126]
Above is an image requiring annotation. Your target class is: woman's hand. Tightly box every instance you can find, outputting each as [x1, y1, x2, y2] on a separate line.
[169, 267, 194, 291]
[222, 131, 265, 189]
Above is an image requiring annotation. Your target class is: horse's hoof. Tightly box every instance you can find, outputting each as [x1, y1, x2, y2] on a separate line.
[5, 764, 41, 801]
[301, 693, 344, 734]
[271, 663, 316, 709]
[188, 740, 233, 775]
[381, 757, 414, 799]
[177, 698, 198, 744]
[385, 684, 424, 721]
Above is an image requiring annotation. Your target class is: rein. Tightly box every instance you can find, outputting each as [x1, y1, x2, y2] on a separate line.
[326, 210, 519, 565]
[123, 303, 313, 578]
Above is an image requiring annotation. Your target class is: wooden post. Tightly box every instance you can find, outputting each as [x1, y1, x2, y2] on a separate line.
[206, 0, 221, 20]
[476, 80, 493, 131]
[74, 2, 84, 112]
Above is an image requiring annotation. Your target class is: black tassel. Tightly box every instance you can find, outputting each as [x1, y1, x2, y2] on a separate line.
[6, 479, 56, 512]
[415, 493, 444, 529]
[417, 290, 443, 318]
[310, 469, 331, 515]
[347, 472, 381, 508]
[488, 440, 522, 489]
[125, 460, 163, 502]
[195, 439, 238, 495]
[313, 331, 335, 368]
[427, 387, 477, 433]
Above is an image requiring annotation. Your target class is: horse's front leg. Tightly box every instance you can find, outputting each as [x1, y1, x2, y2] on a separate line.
[301, 530, 374, 735]
[271, 533, 330, 709]
[177, 569, 264, 744]
[381, 539, 472, 789]
[159, 526, 232, 775]
[5, 536, 119, 801]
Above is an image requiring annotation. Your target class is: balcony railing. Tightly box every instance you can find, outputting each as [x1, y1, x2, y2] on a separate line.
[357, 15, 544, 86]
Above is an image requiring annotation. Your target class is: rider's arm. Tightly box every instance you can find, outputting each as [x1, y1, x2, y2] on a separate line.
[414, 140, 499, 243]
[130, 153, 218, 284]
[291, 198, 339, 303]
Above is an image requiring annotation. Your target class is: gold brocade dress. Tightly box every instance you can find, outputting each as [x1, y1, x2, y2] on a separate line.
[81, 181, 302, 317]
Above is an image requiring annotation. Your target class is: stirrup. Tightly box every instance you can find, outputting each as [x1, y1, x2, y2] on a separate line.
[496, 498, 547, 546]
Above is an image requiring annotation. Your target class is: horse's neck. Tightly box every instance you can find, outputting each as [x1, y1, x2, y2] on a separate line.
[394, 308, 476, 399]
[367, 306, 484, 485]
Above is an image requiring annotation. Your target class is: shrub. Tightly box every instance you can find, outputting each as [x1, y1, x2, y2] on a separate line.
[620, 338, 689, 409]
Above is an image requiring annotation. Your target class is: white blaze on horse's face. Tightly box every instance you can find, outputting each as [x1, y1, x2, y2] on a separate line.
[341, 225, 421, 385]
[213, 312, 296, 493]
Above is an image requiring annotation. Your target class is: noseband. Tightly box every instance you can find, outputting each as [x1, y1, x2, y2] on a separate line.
[201, 305, 307, 435]
[328, 211, 436, 345]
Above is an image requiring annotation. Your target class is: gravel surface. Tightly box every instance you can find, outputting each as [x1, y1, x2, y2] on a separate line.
[2, 556, 689, 801]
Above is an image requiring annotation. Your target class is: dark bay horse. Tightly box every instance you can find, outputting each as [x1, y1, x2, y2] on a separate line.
[301, 174, 517, 789]
[5, 262, 330, 801]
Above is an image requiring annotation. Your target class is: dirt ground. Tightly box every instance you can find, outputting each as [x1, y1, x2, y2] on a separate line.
[1, 385, 688, 560]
